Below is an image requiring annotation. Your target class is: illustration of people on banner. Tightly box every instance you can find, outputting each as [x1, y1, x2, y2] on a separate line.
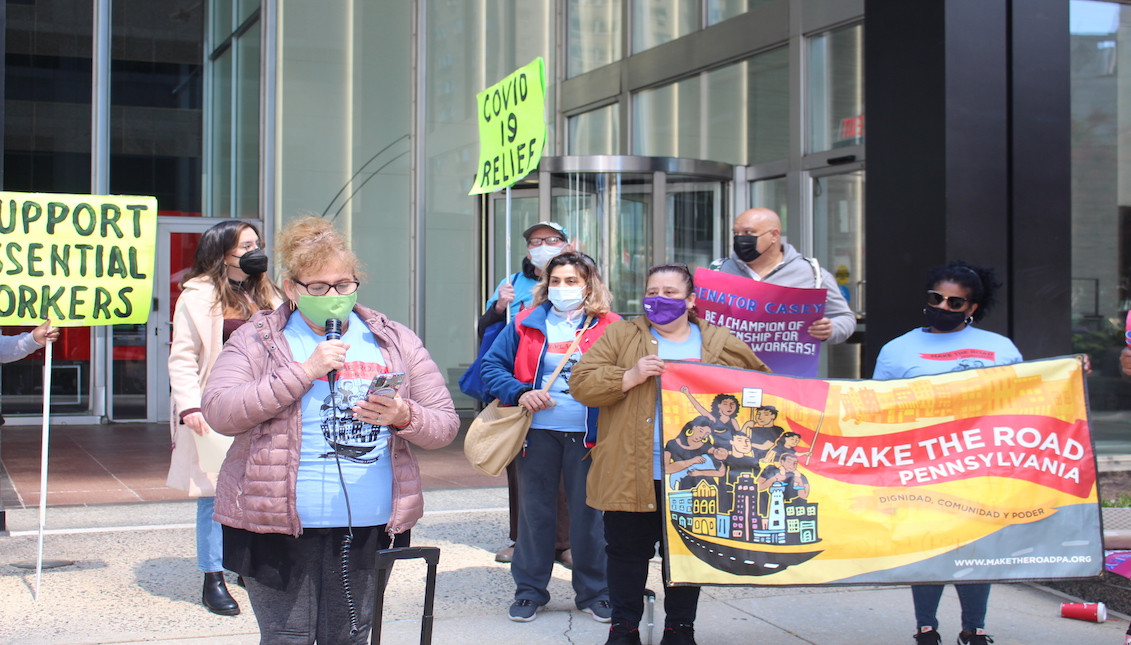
[693, 268, 827, 376]
[658, 358, 1102, 587]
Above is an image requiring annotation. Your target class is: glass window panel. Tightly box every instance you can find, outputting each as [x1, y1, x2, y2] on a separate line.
[634, 74, 701, 159]
[747, 46, 789, 163]
[235, 21, 260, 218]
[706, 0, 776, 26]
[550, 173, 652, 314]
[2, 0, 95, 416]
[1069, 0, 1131, 454]
[634, 46, 787, 165]
[632, 0, 698, 54]
[111, 0, 204, 216]
[807, 23, 864, 153]
[749, 176, 788, 224]
[812, 171, 864, 379]
[490, 194, 543, 284]
[568, 103, 619, 155]
[568, 0, 623, 77]
[211, 0, 234, 42]
[425, 0, 558, 409]
[210, 47, 233, 218]
[239, 0, 261, 25]
[667, 175, 724, 270]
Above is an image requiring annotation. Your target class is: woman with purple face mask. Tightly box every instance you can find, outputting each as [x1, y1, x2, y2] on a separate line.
[571, 264, 770, 645]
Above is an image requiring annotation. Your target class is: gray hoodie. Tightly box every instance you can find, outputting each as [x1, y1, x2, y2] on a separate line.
[713, 242, 857, 344]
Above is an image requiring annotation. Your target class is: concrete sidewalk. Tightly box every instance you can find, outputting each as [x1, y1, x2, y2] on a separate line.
[1, 486, 1127, 645]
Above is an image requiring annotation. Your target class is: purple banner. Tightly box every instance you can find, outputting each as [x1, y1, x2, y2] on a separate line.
[693, 268, 826, 377]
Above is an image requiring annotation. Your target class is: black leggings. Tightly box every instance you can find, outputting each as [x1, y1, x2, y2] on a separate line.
[603, 481, 699, 628]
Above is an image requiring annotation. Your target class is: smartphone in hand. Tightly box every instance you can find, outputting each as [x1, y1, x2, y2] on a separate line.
[367, 371, 405, 398]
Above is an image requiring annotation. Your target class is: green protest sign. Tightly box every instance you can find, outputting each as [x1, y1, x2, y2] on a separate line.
[469, 57, 547, 195]
[0, 191, 157, 326]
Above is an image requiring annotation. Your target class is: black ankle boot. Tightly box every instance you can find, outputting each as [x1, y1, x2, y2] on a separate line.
[202, 571, 240, 615]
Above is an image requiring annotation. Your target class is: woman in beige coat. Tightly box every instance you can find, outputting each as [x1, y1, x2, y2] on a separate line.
[167, 220, 283, 615]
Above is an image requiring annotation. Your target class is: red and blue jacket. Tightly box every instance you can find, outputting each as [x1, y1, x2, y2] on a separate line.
[480, 302, 620, 447]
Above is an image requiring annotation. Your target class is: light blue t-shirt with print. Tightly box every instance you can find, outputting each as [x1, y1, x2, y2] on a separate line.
[485, 272, 540, 319]
[651, 324, 703, 479]
[286, 311, 394, 528]
[531, 309, 587, 432]
[872, 325, 1023, 380]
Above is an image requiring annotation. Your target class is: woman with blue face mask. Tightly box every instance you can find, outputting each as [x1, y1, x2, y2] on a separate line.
[199, 216, 459, 644]
[480, 251, 621, 625]
[571, 264, 770, 645]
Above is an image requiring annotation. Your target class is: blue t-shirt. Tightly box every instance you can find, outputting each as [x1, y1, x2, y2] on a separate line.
[531, 309, 587, 432]
[652, 324, 702, 479]
[485, 272, 540, 319]
[872, 325, 1023, 380]
[286, 311, 394, 528]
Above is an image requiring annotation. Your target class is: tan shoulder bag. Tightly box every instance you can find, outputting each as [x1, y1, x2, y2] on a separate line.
[464, 316, 592, 477]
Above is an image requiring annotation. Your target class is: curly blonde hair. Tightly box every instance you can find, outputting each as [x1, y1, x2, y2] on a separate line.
[276, 216, 364, 280]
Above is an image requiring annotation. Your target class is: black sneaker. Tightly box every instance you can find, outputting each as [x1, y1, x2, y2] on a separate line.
[957, 630, 993, 645]
[660, 623, 697, 645]
[605, 622, 642, 645]
[914, 627, 941, 644]
[583, 599, 613, 623]
[507, 598, 540, 622]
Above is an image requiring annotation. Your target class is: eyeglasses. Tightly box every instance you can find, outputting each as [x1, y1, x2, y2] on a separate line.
[926, 290, 968, 309]
[294, 279, 360, 296]
[526, 235, 565, 248]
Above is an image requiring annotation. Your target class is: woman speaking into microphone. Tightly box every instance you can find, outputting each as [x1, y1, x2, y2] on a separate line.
[201, 216, 458, 644]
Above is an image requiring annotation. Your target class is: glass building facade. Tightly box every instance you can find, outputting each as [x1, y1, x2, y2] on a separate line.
[0, 0, 1127, 458]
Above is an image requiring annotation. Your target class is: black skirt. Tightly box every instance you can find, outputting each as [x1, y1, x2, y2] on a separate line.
[222, 524, 411, 592]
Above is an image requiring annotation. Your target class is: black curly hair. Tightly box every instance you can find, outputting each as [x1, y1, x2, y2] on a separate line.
[923, 260, 1001, 323]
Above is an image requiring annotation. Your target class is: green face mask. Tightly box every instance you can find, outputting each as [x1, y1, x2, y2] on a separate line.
[296, 293, 357, 325]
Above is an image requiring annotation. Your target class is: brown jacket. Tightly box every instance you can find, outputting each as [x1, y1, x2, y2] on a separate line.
[571, 316, 769, 513]
[201, 303, 458, 536]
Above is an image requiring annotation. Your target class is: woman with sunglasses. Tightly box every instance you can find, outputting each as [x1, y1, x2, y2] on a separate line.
[480, 251, 619, 624]
[873, 260, 1020, 645]
[167, 220, 283, 615]
[200, 216, 458, 643]
[572, 264, 769, 645]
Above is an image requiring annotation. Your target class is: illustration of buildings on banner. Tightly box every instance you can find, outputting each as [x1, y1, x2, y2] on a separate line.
[668, 470, 821, 546]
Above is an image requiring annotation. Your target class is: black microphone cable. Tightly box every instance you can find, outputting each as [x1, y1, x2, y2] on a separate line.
[324, 318, 361, 636]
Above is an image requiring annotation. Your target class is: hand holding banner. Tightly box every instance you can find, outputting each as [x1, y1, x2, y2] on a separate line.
[694, 268, 826, 376]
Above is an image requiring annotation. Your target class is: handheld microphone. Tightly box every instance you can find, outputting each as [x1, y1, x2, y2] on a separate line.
[326, 318, 343, 392]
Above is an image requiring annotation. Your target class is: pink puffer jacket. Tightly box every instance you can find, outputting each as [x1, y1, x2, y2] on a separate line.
[201, 303, 458, 537]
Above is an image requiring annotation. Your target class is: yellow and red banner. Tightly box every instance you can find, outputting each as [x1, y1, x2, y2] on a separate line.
[659, 358, 1102, 586]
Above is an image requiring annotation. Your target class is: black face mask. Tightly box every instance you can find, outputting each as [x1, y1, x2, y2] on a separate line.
[237, 248, 269, 275]
[924, 306, 967, 332]
[733, 235, 762, 263]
